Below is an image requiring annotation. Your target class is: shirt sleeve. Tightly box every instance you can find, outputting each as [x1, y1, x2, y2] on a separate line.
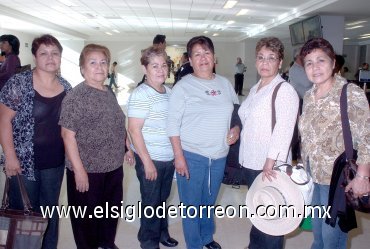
[0, 75, 23, 111]
[167, 84, 186, 137]
[347, 84, 370, 165]
[59, 92, 80, 132]
[268, 83, 299, 162]
[127, 88, 150, 119]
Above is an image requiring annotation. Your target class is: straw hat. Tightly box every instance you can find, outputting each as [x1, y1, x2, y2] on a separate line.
[245, 171, 304, 236]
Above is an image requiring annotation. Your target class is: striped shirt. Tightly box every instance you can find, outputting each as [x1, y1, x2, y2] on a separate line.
[127, 83, 174, 161]
[167, 74, 239, 159]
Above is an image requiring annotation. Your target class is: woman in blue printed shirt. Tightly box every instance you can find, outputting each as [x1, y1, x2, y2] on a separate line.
[0, 34, 72, 249]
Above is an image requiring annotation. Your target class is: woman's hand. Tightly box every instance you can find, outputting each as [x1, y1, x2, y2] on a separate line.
[227, 126, 240, 145]
[262, 158, 277, 182]
[175, 154, 189, 180]
[144, 162, 157, 181]
[345, 177, 370, 198]
[74, 168, 89, 193]
[125, 149, 135, 166]
[4, 155, 22, 177]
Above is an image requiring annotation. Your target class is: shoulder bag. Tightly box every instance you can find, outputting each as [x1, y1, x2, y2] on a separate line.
[336, 83, 370, 212]
[0, 174, 48, 249]
[272, 81, 314, 206]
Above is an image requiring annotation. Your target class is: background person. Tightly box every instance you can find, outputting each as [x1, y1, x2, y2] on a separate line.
[109, 61, 119, 90]
[289, 50, 313, 162]
[174, 52, 193, 85]
[128, 46, 178, 249]
[238, 37, 299, 249]
[167, 36, 240, 249]
[299, 38, 370, 249]
[0, 34, 72, 249]
[234, 57, 247, 96]
[59, 44, 134, 249]
[0, 34, 21, 90]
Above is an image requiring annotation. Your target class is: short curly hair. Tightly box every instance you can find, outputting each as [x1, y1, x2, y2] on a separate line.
[255, 37, 284, 60]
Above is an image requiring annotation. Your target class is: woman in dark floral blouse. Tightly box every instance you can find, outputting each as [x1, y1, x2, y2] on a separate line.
[0, 34, 71, 249]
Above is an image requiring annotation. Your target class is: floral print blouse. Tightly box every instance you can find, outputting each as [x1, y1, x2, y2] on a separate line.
[299, 75, 370, 185]
[0, 70, 72, 180]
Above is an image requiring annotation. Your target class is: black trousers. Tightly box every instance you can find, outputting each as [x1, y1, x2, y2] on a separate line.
[234, 73, 244, 95]
[67, 167, 123, 249]
[134, 153, 175, 249]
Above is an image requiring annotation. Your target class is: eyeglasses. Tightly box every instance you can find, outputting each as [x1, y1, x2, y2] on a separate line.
[256, 55, 279, 63]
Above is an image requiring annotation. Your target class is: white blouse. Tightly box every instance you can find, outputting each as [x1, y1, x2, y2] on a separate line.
[238, 74, 299, 170]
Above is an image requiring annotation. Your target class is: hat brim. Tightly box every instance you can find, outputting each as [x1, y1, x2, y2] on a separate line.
[246, 171, 304, 236]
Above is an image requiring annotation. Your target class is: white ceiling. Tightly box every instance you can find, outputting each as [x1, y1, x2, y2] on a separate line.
[0, 0, 369, 45]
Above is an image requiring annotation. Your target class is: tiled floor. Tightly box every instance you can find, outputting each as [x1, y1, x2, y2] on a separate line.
[57, 163, 370, 249]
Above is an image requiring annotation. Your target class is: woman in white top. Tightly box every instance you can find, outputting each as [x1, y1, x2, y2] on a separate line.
[238, 37, 299, 249]
[127, 46, 178, 249]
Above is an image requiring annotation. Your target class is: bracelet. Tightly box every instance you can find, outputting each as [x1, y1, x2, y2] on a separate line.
[356, 173, 370, 180]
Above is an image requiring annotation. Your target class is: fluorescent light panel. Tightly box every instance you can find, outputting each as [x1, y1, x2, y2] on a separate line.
[58, 0, 78, 7]
[346, 20, 367, 26]
[345, 25, 363, 30]
[236, 9, 249, 16]
[227, 20, 235, 25]
[223, 1, 237, 9]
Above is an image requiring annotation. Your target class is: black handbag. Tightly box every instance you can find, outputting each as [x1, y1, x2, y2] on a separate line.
[337, 83, 370, 212]
[0, 174, 48, 249]
[222, 104, 247, 187]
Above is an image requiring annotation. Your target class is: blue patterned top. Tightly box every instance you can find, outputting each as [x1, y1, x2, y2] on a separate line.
[0, 70, 72, 180]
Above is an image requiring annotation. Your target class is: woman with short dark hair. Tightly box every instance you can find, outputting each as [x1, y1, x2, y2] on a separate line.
[0, 34, 71, 249]
[299, 38, 370, 249]
[167, 36, 240, 249]
[0, 34, 21, 90]
[238, 36, 299, 249]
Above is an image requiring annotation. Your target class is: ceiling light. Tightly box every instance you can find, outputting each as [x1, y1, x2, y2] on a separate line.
[223, 1, 237, 9]
[112, 29, 120, 33]
[343, 37, 350, 40]
[58, 0, 78, 7]
[346, 20, 367, 26]
[212, 33, 219, 36]
[359, 36, 370, 39]
[236, 9, 249, 16]
[360, 33, 370, 36]
[105, 32, 112, 35]
[227, 20, 235, 25]
[204, 31, 209, 34]
[345, 25, 363, 30]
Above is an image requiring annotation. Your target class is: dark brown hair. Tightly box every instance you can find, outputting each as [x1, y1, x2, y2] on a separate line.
[300, 38, 335, 61]
[187, 36, 214, 57]
[256, 37, 284, 60]
[31, 34, 63, 56]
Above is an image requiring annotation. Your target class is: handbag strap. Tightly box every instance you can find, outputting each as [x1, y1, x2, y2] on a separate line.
[271, 81, 285, 132]
[274, 163, 311, 185]
[0, 174, 33, 213]
[339, 83, 354, 160]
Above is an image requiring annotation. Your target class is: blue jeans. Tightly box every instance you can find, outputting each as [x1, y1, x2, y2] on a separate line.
[311, 183, 348, 249]
[134, 153, 175, 249]
[177, 150, 226, 249]
[241, 167, 284, 249]
[9, 165, 65, 249]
